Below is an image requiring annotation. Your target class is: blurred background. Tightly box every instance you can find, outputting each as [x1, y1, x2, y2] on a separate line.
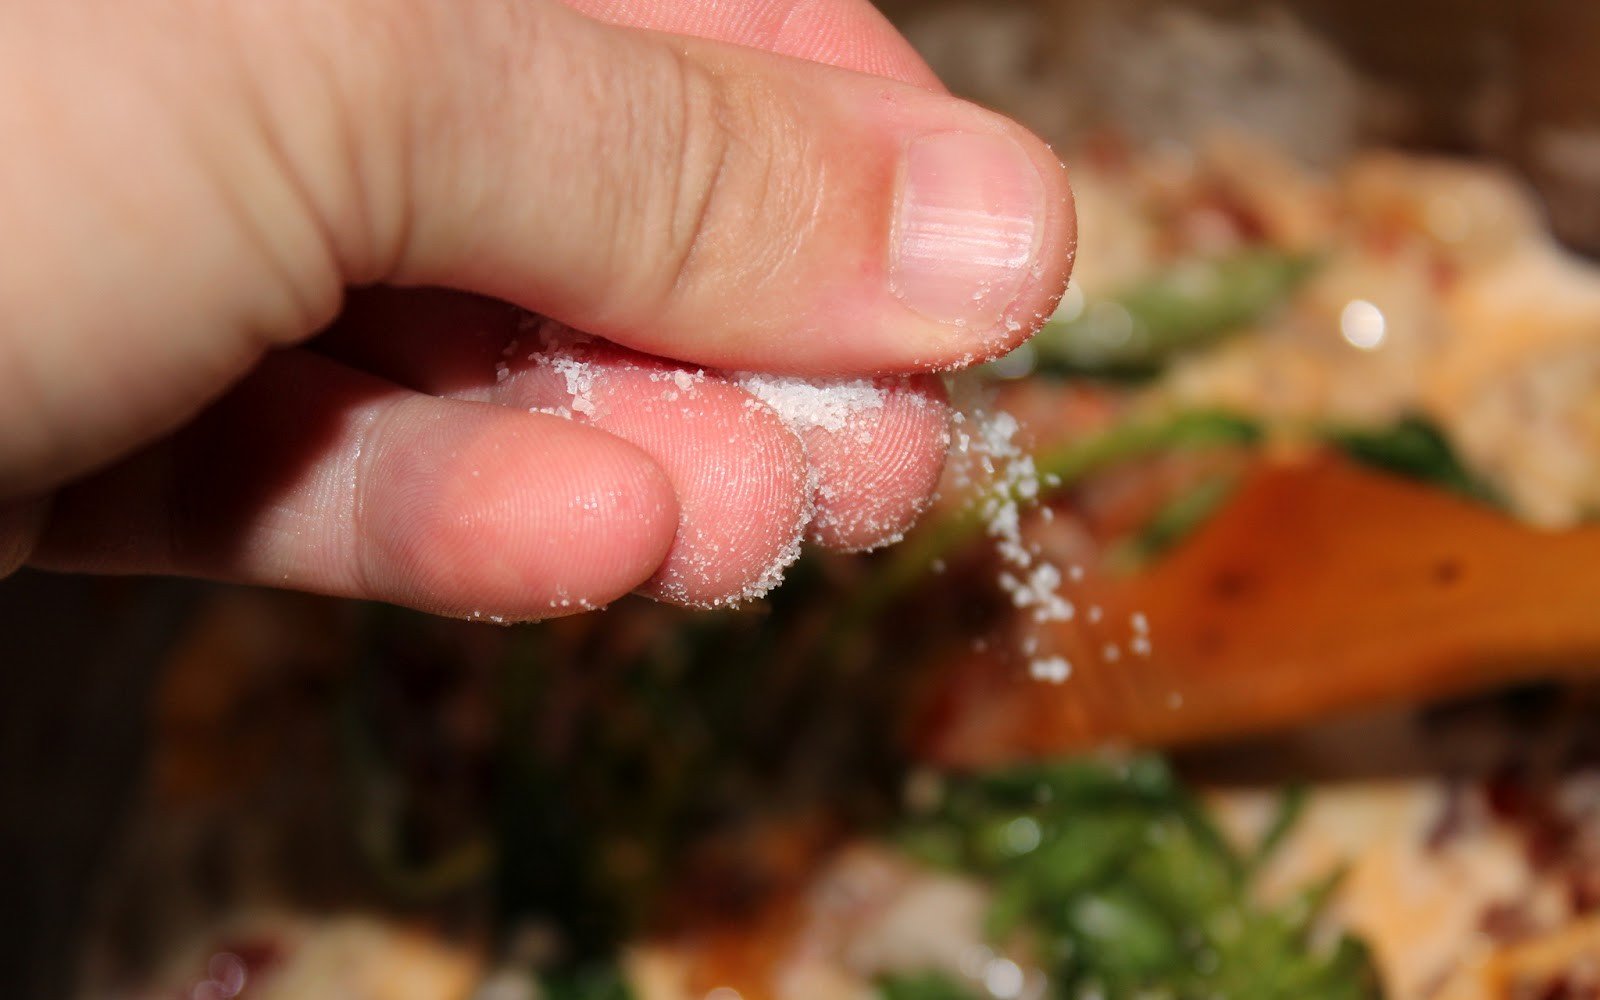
[6, 2, 1600, 998]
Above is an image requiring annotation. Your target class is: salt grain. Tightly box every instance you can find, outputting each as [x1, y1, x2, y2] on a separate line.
[1029, 656, 1072, 684]
[549, 353, 598, 417]
[512, 319, 603, 420]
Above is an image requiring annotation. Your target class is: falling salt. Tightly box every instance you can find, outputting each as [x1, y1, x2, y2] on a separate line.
[948, 381, 1082, 679]
[1029, 656, 1072, 684]
[948, 380, 1153, 684]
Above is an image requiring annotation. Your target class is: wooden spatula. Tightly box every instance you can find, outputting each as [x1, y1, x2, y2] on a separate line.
[911, 453, 1600, 767]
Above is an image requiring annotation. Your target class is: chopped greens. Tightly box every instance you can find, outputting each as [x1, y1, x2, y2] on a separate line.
[879, 971, 983, 1000]
[1032, 411, 1261, 488]
[541, 967, 635, 1000]
[1031, 249, 1318, 377]
[354, 607, 1382, 1000]
[888, 757, 1382, 1000]
[1108, 473, 1241, 572]
[1327, 416, 1500, 505]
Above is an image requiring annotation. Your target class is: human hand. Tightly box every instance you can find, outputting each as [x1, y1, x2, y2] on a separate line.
[0, 0, 1074, 618]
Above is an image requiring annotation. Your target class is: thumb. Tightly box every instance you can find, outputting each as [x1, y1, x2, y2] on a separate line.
[387, 0, 1076, 374]
[0, 0, 1071, 496]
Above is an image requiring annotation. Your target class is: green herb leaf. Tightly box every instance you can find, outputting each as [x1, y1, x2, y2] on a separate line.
[1326, 416, 1499, 505]
[1109, 473, 1240, 571]
[1032, 250, 1319, 377]
[893, 756, 1383, 1000]
[542, 966, 635, 1000]
[877, 971, 983, 1000]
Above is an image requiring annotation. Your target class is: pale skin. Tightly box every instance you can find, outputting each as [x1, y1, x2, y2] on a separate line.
[0, 0, 1075, 619]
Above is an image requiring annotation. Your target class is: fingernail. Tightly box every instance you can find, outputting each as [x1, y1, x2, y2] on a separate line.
[891, 132, 1044, 329]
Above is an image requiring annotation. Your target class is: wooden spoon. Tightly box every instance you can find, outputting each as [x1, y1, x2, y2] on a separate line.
[911, 452, 1600, 767]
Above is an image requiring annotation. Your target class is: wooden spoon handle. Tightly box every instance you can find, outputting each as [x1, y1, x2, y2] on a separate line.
[913, 454, 1600, 767]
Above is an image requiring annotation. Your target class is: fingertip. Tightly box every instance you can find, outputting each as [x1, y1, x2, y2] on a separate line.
[618, 371, 813, 609]
[812, 379, 949, 551]
[738, 373, 950, 552]
[365, 404, 679, 619]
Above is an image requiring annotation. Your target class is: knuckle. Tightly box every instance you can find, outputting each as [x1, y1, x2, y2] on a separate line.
[655, 55, 737, 300]
[229, 0, 472, 289]
[290, 0, 433, 279]
[637, 51, 819, 306]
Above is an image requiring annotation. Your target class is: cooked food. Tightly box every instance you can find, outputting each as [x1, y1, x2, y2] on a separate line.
[82, 132, 1600, 1000]
[94, 589, 1600, 999]
[1033, 137, 1600, 528]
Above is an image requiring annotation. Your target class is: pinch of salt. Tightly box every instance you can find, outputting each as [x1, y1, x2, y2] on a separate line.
[733, 374, 889, 437]
[547, 354, 598, 418]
